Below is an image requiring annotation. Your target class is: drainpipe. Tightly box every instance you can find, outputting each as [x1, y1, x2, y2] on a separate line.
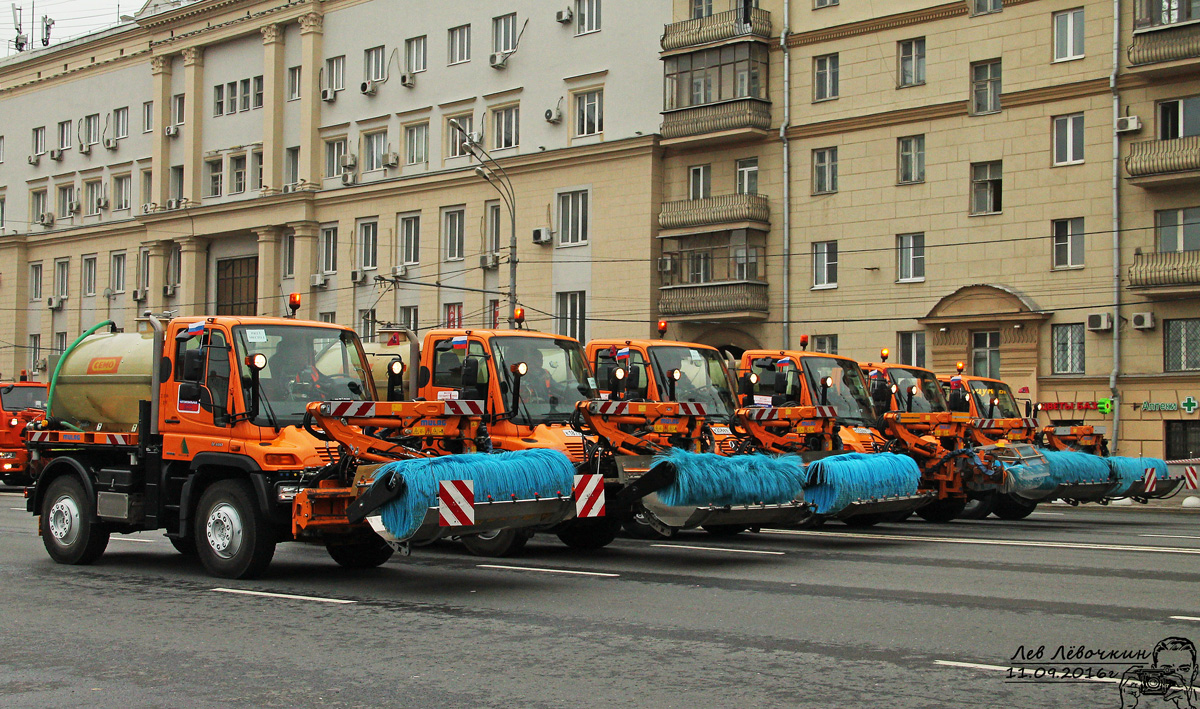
[779, 0, 792, 349]
[1109, 0, 1122, 454]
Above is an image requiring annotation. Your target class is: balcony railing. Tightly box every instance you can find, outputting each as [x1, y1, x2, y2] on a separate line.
[1126, 136, 1200, 177]
[1130, 21, 1200, 66]
[1128, 250, 1200, 288]
[659, 193, 769, 230]
[661, 8, 772, 51]
[661, 98, 772, 140]
[659, 280, 769, 318]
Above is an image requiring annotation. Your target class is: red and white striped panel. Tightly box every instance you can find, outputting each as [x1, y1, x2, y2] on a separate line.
[99, 433, 132, 446]
[972, 419, 996, 428]
[813, 406, 836, 418]
[573, 474, 605, 518]
[444, 400, 485, 416]
[1023, 418, 1038, 428]
[676, 402, 708, 417]
[1185, 466, 1199, 491]
[438, 479, 475, 527]
[27, 431, 50, 442]
[1143, 469, 1157, 494]
[591, 401, 628, 415]
[324, 401, 379, 418]
[740, 408, 779, 422]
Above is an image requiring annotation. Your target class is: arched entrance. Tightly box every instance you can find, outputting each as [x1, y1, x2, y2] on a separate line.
[686, 326, 763, 363]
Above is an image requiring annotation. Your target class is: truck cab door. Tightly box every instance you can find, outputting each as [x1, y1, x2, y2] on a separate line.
[423, 337, 490, 403]
[161, 326, 234, 461]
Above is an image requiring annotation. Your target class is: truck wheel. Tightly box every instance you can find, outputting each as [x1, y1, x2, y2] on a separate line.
[325, 531, 394, 568]
[195, 480, 276, 579]
[556, 517, 619, 550]
[169, 535, 197, 557]
[461, 529, 529, 557]
[41, 475, 109, 565]
[992, 494, 1038, 521]
[702, 524, 749, 537]
[958, 494, 997, 520]
[841, 513, 882, 528]
[916, 498, 967, 523]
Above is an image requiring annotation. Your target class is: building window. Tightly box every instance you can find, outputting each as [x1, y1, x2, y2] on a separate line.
[898, 135, 925, 184]
[403, 123, 428, 165]
[110, 252, 126, 292]
[167, 246, 181, 287]
[813, 147, 838, 194]
[576, 0, 601, 33]
[1135, 0, 1198, 29]
[406, 36, 427, 73]
[970, 161, 1003, 214]
[57, 185, 75, 218]
[1053, 113, 1085, 165]
[813, 335, 838, 355]
[318, 312, 337, 324]
[444, 209, 465, 261]
[253, 76, 264, 108]
[283, 233, 295, 278]
[1166, 318, 1200, 371]
[81, 255, 96, 296]
[692, 0, 712, 19]
[84, 181, 102, 215]
[401, 214, 420, 265]
[57, 121, 72, 150]
[170, 166, 184, 201]
[325, 138, 347, 178]
[1052, 323, 1085, 375]
[359, 309, 377, 343]
[814, 53, 839, 101]
[557, 291, 586, 341]
[83, 114, 100, 145]
[735, 158, 759, 195]
[364, 46, 386, 82]
[493, 105, 519, 150]
[558, 190, 589, 245]
[447, 114, 473, 158]
[576, 90, 604, 136]
[138, 249, 151, 291]
[688, 164, 711, 200]
[142, 102, 153, 133]
[326, 55, 345, 91]
[813, 240, 838, 288]
[172, 94, 185, 125]
[33, 126, 46, 155]
[897, 233, 925, 282]
[972, 331, 1001, 378]
[734, 245, 760, 281]
[363, 131, 387, 171]
[1166, 421, 1200, 459]
[400, 306, 419, 331]
[251, 151, 263, 190]
[0, 197, 4, 228]
[113, 107, 128, 139]
[1156, 207, 1200, 253]
[320, 226, 338, 274]
[973, 0, 1002, 15]
[206, 159, 223, 197]
[493, 13, 517, 54]
[487, 202, 503, 254]
[223, 82, 236, 115]
[898, 38, 926, 87]
[29, 263, 42, 301]
[898, 332, 926, 367]
[28, 335, 40, 372]
[239, 78, 251, 111]
[444, 303, 464, 328]
[230, 156, 246, 194]
[663, 44, 769, 110]
[815, 0, 838, 7]
[287, 67, 302, 101]
[141, 170, 153, 204]
[54, 259, 69, 298]
[1053, 217, 1085, 268]
[489, 299, 501, 329]
[0, 135, 4, 162]
[359, 221, 378, 270]
[449, 25, 472, 64]
[32, 190, 47, 219]
[971, 60, 1002, 114]
[1157, 97, 1200, 140]
[1053, 8, 1085, 61]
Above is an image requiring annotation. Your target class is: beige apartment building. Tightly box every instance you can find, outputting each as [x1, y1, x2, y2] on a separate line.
[657, 0, 1200, 457]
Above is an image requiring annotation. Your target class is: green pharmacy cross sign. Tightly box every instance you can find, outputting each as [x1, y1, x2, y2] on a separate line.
[1184, 396, 1199, 415]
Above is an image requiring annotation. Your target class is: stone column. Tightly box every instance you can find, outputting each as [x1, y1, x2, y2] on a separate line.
[255, 226, 283, 316]
[298, 13, 324, 188]
[178, 236, 210, 316]
[0, 235, 29, 376]
[181, 46, 204, 205]
[144, 240, 170, 313]
[289, 222, 319, 320]
[150, 55, 172, 207]
[260, 25, 285, 194]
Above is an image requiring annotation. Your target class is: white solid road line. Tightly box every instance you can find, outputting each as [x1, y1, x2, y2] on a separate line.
[1028, 512, 1066, 516]
[1171, 616, 1200, 622]
[759, 528, 1200, 555]
[108, 537, 156, 543]
[1140, 534, 1200, 540]
[934, 660, 1122, 686]
[476, 564, 619, 578]
[212, 588, 356, 604]
[9, 507, 26, 511]
[650, 543, 785, 556]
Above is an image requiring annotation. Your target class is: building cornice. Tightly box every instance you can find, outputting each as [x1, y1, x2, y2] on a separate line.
[786, 99, 967, 140]
[787, 0, 1043, 48]
[1000, 77, 1111, 109]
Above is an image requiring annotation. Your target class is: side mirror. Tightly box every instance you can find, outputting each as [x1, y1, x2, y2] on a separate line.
[739, 373, 755, 397]
[1024, 400, 1033, 418]
[461, 357, 480, 389]
[773, 370, 789, 396]
[181, 349, 204, 382]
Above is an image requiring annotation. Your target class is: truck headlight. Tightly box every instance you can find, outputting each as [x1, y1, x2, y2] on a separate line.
[0, 452, 17, 459]
[276, 484, 304, 503]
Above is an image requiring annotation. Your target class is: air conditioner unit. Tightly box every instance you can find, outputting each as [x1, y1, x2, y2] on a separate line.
[382, 152, 400, 168]
[164, 125, 179, 137]
[350, 268, 367, 283]
[310, 273, 328, 288]
[360, 80, 378, 96]
[37, 213, 55, 227]
[1086, 312, 1114, 332]
[165, 199, 181, 210]
[1131, 311, 1155, 330]
[103, 137, 117, 150]
[68, 200, 81, 214]
[27, 154, 40, 166]
[141, 203, 156, 214]
[657, 255, 675, 273]
[46, 295, 65, 310]
[391, 264, 408, 278]
[321, 88, 337, 102]
[480, 253, 500, 269]
[556, 7, 574, 23]
[163, 284, 177, 297]
[489, 52, 509, 69]
[94, 197, 108, 211]
[49, 149, 63, 161]
[1116, 115, 1143, 134]
[545, 107, 562, 124]
[532, 227, 553, 245]
[131, 288, 147, 303]
[400, 72, 416, 88]
[34, 358, 48, 373]
[281, 183, 298, 194]
[79, 143, 92, 155]
[340, 172, 356, 186]
[339, 153, 358, 170]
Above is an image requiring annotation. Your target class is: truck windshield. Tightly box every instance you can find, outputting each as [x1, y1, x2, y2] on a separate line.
[1, 384, 47, 411]
[491, 336, 595, 426]
[648, 345, 737, 419]
[967, 379, 1022, 419]
[802, 356, 875, 425]
[886, 367, 949, 413]
[233, 325, 373, 427]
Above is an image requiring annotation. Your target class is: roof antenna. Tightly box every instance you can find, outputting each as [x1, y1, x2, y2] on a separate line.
[12, 4, 27, 51]
[40, 13, 52, 46]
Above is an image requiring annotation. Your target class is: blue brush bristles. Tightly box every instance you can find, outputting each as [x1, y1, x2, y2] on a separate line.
[1000, 455, 1056, 497]
[1108, 457, 1169, 496]
[803, 453, 921, 516]
[370, 449, 576, 541]
[651, 448, 805, 507]
[1039, 449, 1114, 487]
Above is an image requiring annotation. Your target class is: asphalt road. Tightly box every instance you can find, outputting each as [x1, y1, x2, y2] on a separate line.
[1, 493, 1197, 708]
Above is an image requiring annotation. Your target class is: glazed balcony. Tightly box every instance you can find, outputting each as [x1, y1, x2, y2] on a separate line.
[661, 8, 772, 51]
[1129, 19, 1200, 74]
[1128, 250, 1200, 295]
[1125, 136, 1200, 188]
[659, 193, 770, 231]
[659, 280, 769, 321]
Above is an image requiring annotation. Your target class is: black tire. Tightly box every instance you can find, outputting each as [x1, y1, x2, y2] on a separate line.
[622, 513, 676, 540]
[557, 517, 620, 550]
[992, 494, 1038, 521]
[916, 497, 968, 523]
[461, 528, 530, 557]
[325, 530, 394, 568]
[41, 475, 109, 565]
[879, 510, 914, 523]
[169, 535, 198, 557]
[194, 479, 276, 579]
[958, 494, 997, 520]
[841, 513, 882, 528]
[702, 524, 749, 537]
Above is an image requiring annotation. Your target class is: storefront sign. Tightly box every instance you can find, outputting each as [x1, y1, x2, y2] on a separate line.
[1183, 396, 1198, 414]
[1039, 401, 1101, 412]
[1141, 402, 1178, 412]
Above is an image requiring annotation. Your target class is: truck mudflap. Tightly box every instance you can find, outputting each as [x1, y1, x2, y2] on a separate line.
[830, 491, 937, 520]
[366, 494, 577, 547]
